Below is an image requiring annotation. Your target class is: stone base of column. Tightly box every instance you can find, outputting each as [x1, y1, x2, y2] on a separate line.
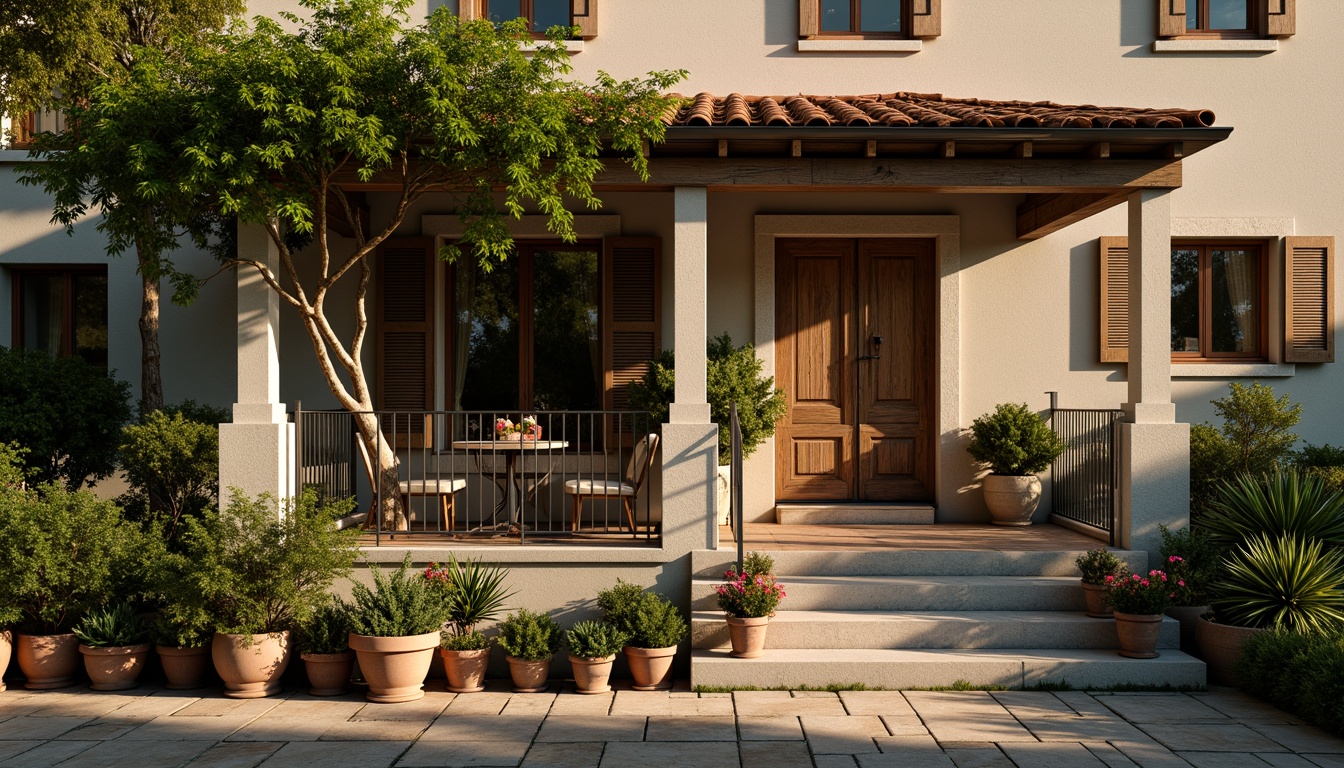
[219, 421, 296, 505]
[1117, 421, 1190, 561]
[659, 422, 719, 554]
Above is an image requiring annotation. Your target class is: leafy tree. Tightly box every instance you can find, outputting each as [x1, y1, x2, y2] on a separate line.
[1190, 382, 1302, 518]
[118, 406, 222, 544]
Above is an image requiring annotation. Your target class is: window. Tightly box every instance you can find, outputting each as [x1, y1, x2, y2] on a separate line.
[1183, 0, 1251, 35]
[483, 0, 575, 36]
[819, 0, 906, 36]
[1157, 0, 1295, 40]
[1170, 243, 1265, 360]
[11, 266, 109, 368]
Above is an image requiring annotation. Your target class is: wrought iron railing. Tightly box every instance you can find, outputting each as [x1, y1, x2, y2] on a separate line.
[1046, 392, 1123, 545]
[294, 407, 658, 545]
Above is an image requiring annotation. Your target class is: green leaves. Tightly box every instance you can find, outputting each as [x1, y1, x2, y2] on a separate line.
[564, 620, 627, 660]
[347, 554, 447, 638]
[426, 556, 515, 637]
[1204, 470, 1344, 548]
[596, 579, 686, 650]
[73, 603, 151, 648]
[1215, 534, 1344, 633]
[495, 608, 562, 661]
[296, 601, 353, 655]
[966, 402, 1067, 476]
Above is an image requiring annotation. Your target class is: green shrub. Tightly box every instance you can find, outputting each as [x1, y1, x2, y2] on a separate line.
[0, 442, 29, 490]
[1191, 382, 1302, 518]
[1239, 629, 1344, 736]
[440, 630, 489, 651]
[1159, 525, 1224, 606]
[296, 601, 352, 655]
[74, 604, 151, 648]
[424, 557, 514, 640]
[742, 552, 775, 578]
[1294, 443, 1344, 470]
[118, 408, 221, 542]
[564, 620, 628, 659]
[496, 609, 561, 661]
[1203, 470, 1344, 548]
[1213, 533, 1344, 633]
[1075, 548, 1127, 586]
[347, 554, 447, 638]
[596, 579, 648, 638]
[597, 579, 687, 649]
[966, 402, 1066, 476]
[0, 347, 132, 489]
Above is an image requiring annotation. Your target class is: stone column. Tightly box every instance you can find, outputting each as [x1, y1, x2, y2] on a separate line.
[1118, 189, 1189, 559]
[218, 221, 295, 506]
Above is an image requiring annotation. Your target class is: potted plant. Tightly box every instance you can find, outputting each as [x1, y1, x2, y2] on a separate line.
[1074, 548, 1126, 618]
[151, 616, 213, 691]
[297, 602, 354, 696]
[715, 552, 786, 658]
[599, 580, 687, 691]
[966, 403, 1067, 526]
[1159, 525, 1222, 655]
[496, 609, 561, 693]
[73, 604, 152, 691]
[564, 620, 627, 695]
[347, 554, 447, 703]
[1106, 569, 1175, 659]
[425, 557, 513, 694]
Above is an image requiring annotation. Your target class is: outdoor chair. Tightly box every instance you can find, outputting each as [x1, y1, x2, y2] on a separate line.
[355, 433, 466, 532]
[563, 433, 659, 534]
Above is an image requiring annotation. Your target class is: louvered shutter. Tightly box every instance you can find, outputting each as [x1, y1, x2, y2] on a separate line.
[377, 238, 435, 447]
[572, 0, 598, 38]
[909, 0, 942, 39]
[1099, 237, 1130, 364]
[603, 237, 662, 437]
[1157, 0, 1187, 38]
[1285, 236, 1335, 363]
[1265, 0, 1295, 37]
[799, 0, 819, 37]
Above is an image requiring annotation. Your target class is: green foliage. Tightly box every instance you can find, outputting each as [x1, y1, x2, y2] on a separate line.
[1202, 470, 1344, 548]
[0, 483, 144, 634]
[1294, 443, 1344, 469]
[296, 601, 352, 655]
[0, 347, 132, 489]
[966, 402, 1067, 476]
[118, 409, 220, 543]
[1191, 382, 1302, 517]
[1106, 570, 1176, 615]
[0, 442, 29, 491]
[597, 579, 687, 649]
[424, 557, 514, 638]
[596, 579, 647, 637]
[440, 630, 489, 651]
[160, 490, 359, 636]
[1239, 629, 1344, 736]
[495, 609, 561, 661]
[628, 336, 787, 465]
[742, 552, 775, 578]
[151, 613, 212, 650]
[1213, 534, 1344, 633]
[1074, 548, 1127, 586]
[1158, 525, 1224, 606]
[73, 603, 150, 648]
[1191, 422, 1237, 519]
[347, 555, 447, 638]
[716, 568, 786, 619]
[564, 620, 628, 659]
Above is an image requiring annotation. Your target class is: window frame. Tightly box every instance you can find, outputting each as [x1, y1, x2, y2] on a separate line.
[1180, 0, 1258, 39]
[814, 0, 911, 39]
[10, 264, 110, 367]
[1170, 240, 1269, 363]
[481, 0, 575, 38]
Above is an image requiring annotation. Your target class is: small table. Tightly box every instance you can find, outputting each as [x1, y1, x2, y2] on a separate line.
[451, 440, 569, 530]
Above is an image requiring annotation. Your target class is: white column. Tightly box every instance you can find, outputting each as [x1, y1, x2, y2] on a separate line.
[1118, 189, 1189, 557]
[669, 186, 710, 424]
[218, 221, 295, 505]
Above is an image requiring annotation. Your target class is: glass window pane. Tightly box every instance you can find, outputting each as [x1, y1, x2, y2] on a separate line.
[20, 274, 63, 357]
[820, 0, 851, 32]
[532, 250, 600, 411]
[533, 0, 570, 32]
[1171, 249, 1201, 353]
[1187, 2, 1200, 29]
[1211, 249, 1259, 354]
[486, 0, 522, 23]
[860, 0, 902, 33]
[1208, 0, 1248, 30]
[455, 259, 520, 411]
[71, 273, 108, 368]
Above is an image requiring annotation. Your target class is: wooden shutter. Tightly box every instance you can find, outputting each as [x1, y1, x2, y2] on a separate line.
[376, 238, 435, 447]
[1100, 236, 1130, 364]
[458, 0, 480, 20]
[1265, 0, 1295, 37]
[603, 237, 662, 419]
[1285, 236, 1335, 363]
[909, 0, 942, 39]
[1157, 0, 1187, 38]
[572, 0, 598, 38]
[799, 0, 819, 37]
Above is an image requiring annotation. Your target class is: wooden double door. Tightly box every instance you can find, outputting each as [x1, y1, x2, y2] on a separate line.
[775, 238, 936, 502]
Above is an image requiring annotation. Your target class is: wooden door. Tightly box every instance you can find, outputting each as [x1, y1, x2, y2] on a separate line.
[775, 238, 935, 502]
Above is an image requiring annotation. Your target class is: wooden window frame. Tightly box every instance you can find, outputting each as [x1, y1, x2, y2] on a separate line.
[1180, 0, 1257, 38]
[481, 0, 575, 38]
[813, 0, 911, 39]
[10, 265, 109, 365]
[1170, 240, 1269, 363]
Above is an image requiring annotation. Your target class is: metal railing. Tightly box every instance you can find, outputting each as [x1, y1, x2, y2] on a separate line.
[1046, 392, 1123, 545]
[294, 407, 658, 545]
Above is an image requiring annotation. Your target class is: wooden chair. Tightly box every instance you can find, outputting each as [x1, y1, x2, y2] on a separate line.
[563, 434, 659, 534]
[356, 437, 466, 532]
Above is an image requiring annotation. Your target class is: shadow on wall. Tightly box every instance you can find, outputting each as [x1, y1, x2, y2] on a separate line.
[1119, 0, 1158, 48]
[1068, 238, 1125, 382]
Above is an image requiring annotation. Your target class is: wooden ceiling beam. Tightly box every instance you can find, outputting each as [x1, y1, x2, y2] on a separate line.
[1016, 190, 1130, 240]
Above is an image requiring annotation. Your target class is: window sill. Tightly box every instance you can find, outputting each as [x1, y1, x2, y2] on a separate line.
[1172, 362, 1295, 378]
[520, 40, 584, 54]
[797, 39, 923, 53]
[1151, 39, 1278, 53]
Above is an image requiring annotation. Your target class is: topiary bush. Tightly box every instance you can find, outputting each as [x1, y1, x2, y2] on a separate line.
[1239, 629, 1344, 736]
[966, 402, 1067, 476]
[596, 578, 687, 649]
[564, 620, 628, 659]
[496, 609, 562, 661]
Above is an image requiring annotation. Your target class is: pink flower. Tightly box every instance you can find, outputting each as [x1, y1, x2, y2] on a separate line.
[1178, 580, 1186, 587]
[1168, 555, 1184, 563]
[1104, 575, 1116, 583]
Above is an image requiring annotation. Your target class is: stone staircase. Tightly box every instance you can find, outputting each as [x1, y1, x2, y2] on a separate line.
[775, 503, 935, 525]
[688, 548, 1206, 690]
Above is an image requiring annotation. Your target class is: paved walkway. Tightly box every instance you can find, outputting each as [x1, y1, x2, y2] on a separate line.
[3, 681, 1343, 767]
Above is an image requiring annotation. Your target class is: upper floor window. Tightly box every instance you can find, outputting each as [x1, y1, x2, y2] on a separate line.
[11, 266, 109, 368]
[1170, 243, 1265, 361]
[1184, 0, 1251, 36]
[1157, 0, 1295, 41]
[800, 0, 939, 43]
[484, 0, 575, 36]
[819, 0, 906, 37]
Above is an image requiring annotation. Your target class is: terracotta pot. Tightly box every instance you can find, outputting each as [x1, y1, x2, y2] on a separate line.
[0, 630, 11, 693]
[80, 643, 150, 691]
[1114, 612, 1164, 659]
[348, 631, 439, 703]
[1196, 616, 1266, 686]
[507, 656, 551, 693]
[16, 633, 81, 690]
[1165, 605, 1211, 657]
[982, 474, 1041, 526]
[301, 651, 354, 696]
[624, 645, 676, 691]
[1081, 582, 1113, 618]
[157, 644, 211, 690]
[212, 632, 292, 699]
[726, 616, 770, 659]
[440, 648, 490, 693]
[569, 654, 615, 694]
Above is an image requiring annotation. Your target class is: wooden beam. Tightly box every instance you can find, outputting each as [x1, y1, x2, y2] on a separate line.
[791, 140, 802, 157]
[865, 140, 877, 159]
[1090, 142, 1111, 159]
[942, 140, 955, 158]
[1016, 191, 1129, 240]
[1015, 141, 1033, 159]
[718, 139, 728, 158]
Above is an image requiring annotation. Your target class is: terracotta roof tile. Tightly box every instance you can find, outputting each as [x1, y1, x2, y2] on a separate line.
[663, 92, 1215, 129]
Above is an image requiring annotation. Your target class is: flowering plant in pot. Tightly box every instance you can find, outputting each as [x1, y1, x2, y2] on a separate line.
[296, 602, 354, 696]
[1106, 570, 1176, 659]
[348, 554, 448, 703]
[74, 604, 152, 691]
[564, 620, 627, 695]
[425, 557, 513, 693]
[1074, 548, 1127, 618]
[598, 580, 686, 691]
[496, 609, 561, 693]
[715, 552, 786, 658]
[966, 403, 1067, 526]
[1159, 524, 1224, 654]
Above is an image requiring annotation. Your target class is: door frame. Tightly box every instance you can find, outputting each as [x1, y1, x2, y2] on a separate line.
[753, 216, 961, 516]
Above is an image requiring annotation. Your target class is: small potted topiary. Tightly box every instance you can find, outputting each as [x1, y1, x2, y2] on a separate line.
[425, 558, 514, 694]
[495, 609, 561, 693]
[564, 620, 628, 695]
[599, 580, 687, 691]
[297, 602, 354, 696]
[966, 403, 1067, 526]
[347, 555, 447, 703]
[151, 615, 213, 691]
[1074, 548, 1127, 618]
[74, 604, 152, 691]
[716, 552, 786, 658]
[1106, 569, 1175, 659]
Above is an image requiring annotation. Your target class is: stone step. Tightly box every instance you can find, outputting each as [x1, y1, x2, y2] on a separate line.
[691, 549, 1145, 579]
[690, 610, 1180, 651]
[692, 576, 1090, 612]
[775, 504, 935, 525]
[689, 648, 1206, 690]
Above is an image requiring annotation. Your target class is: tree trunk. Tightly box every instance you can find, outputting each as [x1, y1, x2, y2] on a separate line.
[138, 268, 164, 416]
[354, 412, 408, 531]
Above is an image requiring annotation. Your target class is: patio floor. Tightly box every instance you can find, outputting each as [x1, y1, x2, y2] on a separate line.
[721, 523, 1110, 552]
[1, 680, 1339, 767]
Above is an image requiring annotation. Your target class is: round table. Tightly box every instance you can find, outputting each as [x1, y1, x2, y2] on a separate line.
[451, 440, 569, 530]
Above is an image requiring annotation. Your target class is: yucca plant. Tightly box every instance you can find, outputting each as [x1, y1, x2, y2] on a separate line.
[348, 555, 447, 638]
[1213, 533, 1344, 633]
[1204, 470, 1344, 548]
[74, 604, 151, 648]
[425, 556, 514, 638]
[564, 620, 628, 660]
